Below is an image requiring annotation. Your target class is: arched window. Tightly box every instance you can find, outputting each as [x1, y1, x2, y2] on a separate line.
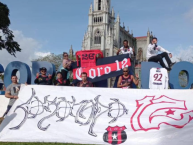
[120, 38, 122, 47]
[94, 30, 101, 44]
[98, 0, 102, 10]
[137, 48, 143, 62]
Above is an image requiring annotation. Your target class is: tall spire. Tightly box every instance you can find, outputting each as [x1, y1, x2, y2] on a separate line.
[116, 13, 120, 22]
[69, 45, 74, 58]
[127, 27, 130, 33]
[111, 7, 115, 17]
[89, 3, 93, 14]
[123, 22, 125, 29]
[147, 28, 150, 36]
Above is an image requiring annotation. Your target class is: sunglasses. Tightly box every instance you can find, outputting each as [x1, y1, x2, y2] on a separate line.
[64, 55, 68, 57]
[123, 71, 128, 72]
[41, 70, 46, 72]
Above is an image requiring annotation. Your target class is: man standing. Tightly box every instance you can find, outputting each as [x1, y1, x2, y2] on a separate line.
[117, 67, 139, 88]
[77, 72, 93, 87]
[34, 67, 52, 85]
[4, 76, 21, 116]
[147, 37, 175, 71]
[117, 40, 135, 57]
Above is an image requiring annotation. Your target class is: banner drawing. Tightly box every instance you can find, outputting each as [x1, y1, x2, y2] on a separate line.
[0, 86, 193, 145]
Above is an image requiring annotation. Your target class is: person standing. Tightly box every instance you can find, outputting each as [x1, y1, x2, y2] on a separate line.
[146, 37, 175, 71]
[3, 76, 21, 117]
[77, 72, 93, 87]
[117, 67, 139, 88]
[34, 67, 52, 85]
[117, 40, 135, 57]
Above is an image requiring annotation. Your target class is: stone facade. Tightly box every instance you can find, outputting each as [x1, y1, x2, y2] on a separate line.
[79, 0, 154, 87]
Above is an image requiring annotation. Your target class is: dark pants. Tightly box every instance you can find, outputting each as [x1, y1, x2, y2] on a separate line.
[148, 52, 172, 69]
[3, 105, 12, 117]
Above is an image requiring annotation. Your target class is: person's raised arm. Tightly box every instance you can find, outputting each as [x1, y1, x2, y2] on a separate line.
[117, 49, 121, 55]
[34, 73, 40, 84]
[132, 75, 139, 86]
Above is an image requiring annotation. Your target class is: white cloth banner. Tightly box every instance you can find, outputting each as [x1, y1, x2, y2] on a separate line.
[0, 85, 193, 145]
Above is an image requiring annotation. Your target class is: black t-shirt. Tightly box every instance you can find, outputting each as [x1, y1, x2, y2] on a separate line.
[54, 79, 68, 86]
[77, 81, 93, 87]
[34, 75, 52, 85]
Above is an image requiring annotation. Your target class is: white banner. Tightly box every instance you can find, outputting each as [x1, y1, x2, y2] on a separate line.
[0, 85, 193, 145]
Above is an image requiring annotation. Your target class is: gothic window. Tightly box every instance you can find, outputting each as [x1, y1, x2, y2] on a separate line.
[120, 38, 122, 47]
[94, 30, 101, 44]
[137, 48, 143, 62]
[98, 0, 102, 10]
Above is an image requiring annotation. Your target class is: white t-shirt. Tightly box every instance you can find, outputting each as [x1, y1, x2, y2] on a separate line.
[146, 44, 170, 60]
[119, 47, 133, 56]
[149, 68, 169, 89]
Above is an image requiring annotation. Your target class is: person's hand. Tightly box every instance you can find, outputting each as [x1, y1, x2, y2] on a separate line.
[135, 74, 139, 79]
[25, 82, 28, 86]
[36, 73, 40, 78]
[132, 48, 135, 53]
[123, 83, 129, 87]
[48, 74, 52, 78]
[169, 53, 172, 58]
[117, 49, 121, 54]
[13, 96, 18, 99]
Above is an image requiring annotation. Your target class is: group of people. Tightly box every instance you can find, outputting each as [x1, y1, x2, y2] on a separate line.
[116, 37, 175, 71]
[0, 37, 192, 124]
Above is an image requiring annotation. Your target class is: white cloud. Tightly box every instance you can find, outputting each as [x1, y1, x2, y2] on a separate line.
[172, 46, 193, 62]
[35, 52, 51, 57]
[185, 7, 193, 25]
[0, 30, 51, 68]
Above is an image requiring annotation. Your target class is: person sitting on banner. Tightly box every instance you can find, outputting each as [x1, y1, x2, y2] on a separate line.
[117, 40, 135, 58]
[147, 37, 175, 71]
[77, 72, 93, 87]
[54, 72, 69, 86]
[117, 67, 139, 88]
[3, 76, 22, 117]
[34, 67, 52, 85]
[61, 52, 73, 82]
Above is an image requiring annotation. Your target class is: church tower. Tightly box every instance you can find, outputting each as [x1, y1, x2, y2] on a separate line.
[83, 0, 115, 57]
[69, 45, 74, 59]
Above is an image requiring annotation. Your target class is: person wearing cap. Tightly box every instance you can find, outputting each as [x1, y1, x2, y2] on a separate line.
[54, 72, 68, 86]
[34, 67, 52, 85]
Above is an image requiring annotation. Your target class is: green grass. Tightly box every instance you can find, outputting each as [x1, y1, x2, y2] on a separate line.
[0, 143, 94, 145]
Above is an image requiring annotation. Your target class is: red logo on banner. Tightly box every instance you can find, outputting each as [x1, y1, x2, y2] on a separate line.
[73, 58, 131, 80]
[103, 126, 127, 145]
[131, 95, 193, 131]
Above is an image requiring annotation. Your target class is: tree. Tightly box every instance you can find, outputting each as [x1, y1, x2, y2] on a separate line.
[32, 53, 63, 70]
[0, 2, 21, 56]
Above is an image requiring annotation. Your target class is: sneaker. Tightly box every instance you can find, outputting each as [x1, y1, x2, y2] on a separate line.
[167, 68, 171, 71]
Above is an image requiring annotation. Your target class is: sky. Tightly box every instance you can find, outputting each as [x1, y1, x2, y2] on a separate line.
[0, 0, 193, 67]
